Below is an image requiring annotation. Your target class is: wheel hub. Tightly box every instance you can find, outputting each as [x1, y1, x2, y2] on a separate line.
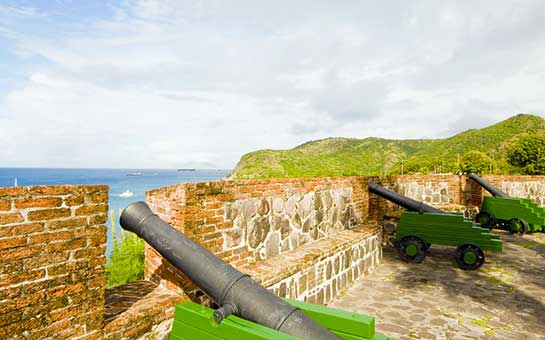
[463, 251, 477, 264]
[406, 244, 418, 256]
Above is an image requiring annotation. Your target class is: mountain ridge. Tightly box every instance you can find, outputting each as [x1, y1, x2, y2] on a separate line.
[229, 114, 545, 179]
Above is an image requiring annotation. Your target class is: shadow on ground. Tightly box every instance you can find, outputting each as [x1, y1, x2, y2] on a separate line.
[330, 231, 545, 339]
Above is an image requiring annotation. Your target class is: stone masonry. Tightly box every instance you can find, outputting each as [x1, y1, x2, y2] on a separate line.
[223, 188, 357, 260]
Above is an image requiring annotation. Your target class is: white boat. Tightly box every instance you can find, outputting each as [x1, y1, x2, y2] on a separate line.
[127, 170, 143, 176]
[119, 190, 134, 198]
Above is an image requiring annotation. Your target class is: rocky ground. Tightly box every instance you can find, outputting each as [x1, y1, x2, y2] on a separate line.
[330, 231, 545, 339]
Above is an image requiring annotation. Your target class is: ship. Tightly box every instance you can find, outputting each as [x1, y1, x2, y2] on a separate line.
[126, 170, 143, 176]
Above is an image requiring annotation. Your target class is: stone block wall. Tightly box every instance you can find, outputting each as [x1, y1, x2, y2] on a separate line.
[145, 176, 373, 302]
[266, 230, 382, 306]
[481, 175, 545, 206]
[0, 185, 108, 339]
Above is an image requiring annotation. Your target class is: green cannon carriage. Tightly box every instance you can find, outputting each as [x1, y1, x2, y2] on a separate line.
[470, 173, 545, 234]
[369, 182, 502, 270]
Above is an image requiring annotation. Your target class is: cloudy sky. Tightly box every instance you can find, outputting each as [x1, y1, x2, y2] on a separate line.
[1, 1, 544, 169]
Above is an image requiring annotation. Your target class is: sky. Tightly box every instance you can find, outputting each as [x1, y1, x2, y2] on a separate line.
[1, 1, 544, 169]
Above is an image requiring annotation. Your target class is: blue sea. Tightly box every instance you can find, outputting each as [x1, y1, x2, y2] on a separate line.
[0, 168, 230, 256]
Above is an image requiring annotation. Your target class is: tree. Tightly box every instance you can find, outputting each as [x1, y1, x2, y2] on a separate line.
[507, 134, 545, 175]
[460, 150, 495, 174]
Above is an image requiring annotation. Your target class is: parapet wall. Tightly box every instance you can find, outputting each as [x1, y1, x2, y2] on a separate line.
[145, 176, 373, 296]
[0, 185, 108, 339]
[1, 174, 543, 339]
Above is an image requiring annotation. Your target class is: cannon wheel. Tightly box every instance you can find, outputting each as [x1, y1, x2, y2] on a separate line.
[475, 211, 496, 229]
[455, 244, 485, 270]
[397, 236, 427, 263]
[508, 218, 529, 235]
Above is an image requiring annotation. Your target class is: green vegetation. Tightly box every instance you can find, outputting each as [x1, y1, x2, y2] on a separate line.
[105, 209, 145, 288]
[229, 114, 545, 179]
[460, 150, 495, 175]
[507, 134, 545, 174]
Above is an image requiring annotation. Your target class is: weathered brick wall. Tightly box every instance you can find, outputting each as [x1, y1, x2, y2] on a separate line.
[0, 185, 108, 339]
[145, 176, 372, 302]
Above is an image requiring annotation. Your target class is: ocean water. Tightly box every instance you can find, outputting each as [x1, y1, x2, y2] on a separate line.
[0, 168, 230, 256]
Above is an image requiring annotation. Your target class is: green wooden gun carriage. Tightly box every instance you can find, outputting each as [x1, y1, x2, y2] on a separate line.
[369, 182, 502, 270]
[470, 173, 545, 234]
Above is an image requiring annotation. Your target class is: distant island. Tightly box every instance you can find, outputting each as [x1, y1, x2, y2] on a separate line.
[177, 168, 196, 171]
[228, 114, 545, 179]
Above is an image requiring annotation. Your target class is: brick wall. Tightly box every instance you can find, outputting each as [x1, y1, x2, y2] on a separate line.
[145, 176, 372, 299]
[0, 185, 108, 339]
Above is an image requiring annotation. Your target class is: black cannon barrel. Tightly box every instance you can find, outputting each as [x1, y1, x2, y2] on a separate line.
[120, 201, 339, 340]
[468, 173, 509, 198]
[368, 181, 444, 214]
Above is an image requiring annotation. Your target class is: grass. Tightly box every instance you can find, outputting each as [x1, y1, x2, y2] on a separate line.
[105, 209, 145, 288]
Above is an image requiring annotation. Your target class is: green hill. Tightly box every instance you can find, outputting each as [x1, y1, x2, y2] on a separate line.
[229, 114, 545, 179]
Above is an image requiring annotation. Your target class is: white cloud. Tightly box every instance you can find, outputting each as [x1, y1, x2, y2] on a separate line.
[0, 0, 544, 168]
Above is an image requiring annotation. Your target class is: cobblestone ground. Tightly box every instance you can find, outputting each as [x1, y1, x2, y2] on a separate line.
[330, 231, 545, 339]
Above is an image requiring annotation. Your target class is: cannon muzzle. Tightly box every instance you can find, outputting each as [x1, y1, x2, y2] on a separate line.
[120, 201, 339, 340]
[368, 181, 444, 214]
[468, 173, 509, 198]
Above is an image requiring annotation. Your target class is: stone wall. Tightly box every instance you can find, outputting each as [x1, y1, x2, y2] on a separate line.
[145, 176, 372, 298]
[0, 185, 108, 339]
[266, 230, 381, 305]
[223, 188, 356, 261]
[482, 175, 545, 206]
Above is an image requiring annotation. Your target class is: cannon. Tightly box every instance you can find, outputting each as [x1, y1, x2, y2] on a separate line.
[368, 181, 502, 270]
[120, 202, 394, 340]
[469, 173, 545, 234]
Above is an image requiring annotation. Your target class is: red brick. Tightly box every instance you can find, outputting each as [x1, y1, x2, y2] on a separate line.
[87, 276, 106, 289]
[46, 305, 82, 323]
[0, 316, 41, 338]
[0, 245, 42, 261]
[46, 217, 87, 230]
[48, 260, 90, 276]
[0, 199, 11, 211]
[75, 205, 108, 216]
[15, 197, 62, 209]
[73, 247, 104, 259]
[27, 208, 71, 221]
[29, 319, 71, 339]
[45, 238, 86, 253]
[0, 187, 28, 198]
[0, 212, 24, 225]
[29, 185, 74, 195]
[0, 223, 44, 237]
[24, 252, 70, 269]
[48, 282, 84, 299]
[64, 195, 84, 206]
[28, 231, 72, 245]
[0, 310, 22, 327]
[87, 233, 107, 247]
[88, 213, 108, 225]
[0, 286, 21, 300]
[85, 191, 108, 204]
[0, 236, 27, 250]
[0, 291, 46, 314]
[75, 185, 108, 194]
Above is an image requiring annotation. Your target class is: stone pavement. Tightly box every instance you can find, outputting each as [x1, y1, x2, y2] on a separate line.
[330, 231, 545, 339]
